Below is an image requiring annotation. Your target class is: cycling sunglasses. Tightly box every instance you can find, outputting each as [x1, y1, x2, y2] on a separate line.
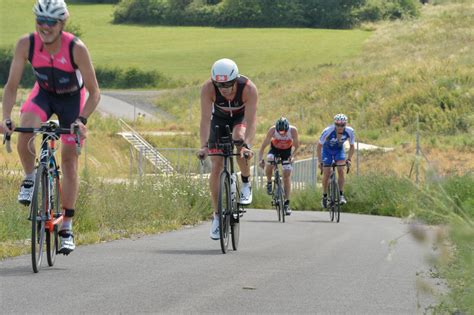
[214, 79, 237, 89]
[335, 123, 346, 127]
[36, 16, 60, 27]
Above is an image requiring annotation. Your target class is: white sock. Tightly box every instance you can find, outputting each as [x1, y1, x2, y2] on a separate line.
[25, 172, 35, 181]
[61, 220, 72, 231]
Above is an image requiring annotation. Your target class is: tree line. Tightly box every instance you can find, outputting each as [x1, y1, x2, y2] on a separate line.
[111, 0, 421, 29]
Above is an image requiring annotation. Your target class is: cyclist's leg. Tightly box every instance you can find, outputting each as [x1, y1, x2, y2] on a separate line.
[335, 149, 346, 192]
[281, 148, 292, 200]
[265, 150, 275, 182]
[209, 156, 224, 214]
[54, 90, 85, 253]
[233, 120, 250, 178]
[233, 117, 252, 204]
[18, 85, 52, 204]
[321, 149, 333, 194]
[18, 84, 51, 174]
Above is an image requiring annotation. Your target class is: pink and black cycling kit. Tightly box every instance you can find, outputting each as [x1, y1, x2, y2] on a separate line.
[20, 31, 85, 145]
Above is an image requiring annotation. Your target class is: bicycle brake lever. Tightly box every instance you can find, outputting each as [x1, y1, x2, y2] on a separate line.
[3, 120, 12, 153]
[73, 123, 81, 155]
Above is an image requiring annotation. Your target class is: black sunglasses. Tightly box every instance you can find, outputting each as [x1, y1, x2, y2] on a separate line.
[335, 123, 346, 127]
[36, 16, 60, 27]
[214, 79, 236, 89]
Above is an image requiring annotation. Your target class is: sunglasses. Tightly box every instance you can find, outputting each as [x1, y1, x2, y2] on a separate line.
[36, 16, 60, 27]
[335, 123, 346, 127]
[214, 79, 236, 89]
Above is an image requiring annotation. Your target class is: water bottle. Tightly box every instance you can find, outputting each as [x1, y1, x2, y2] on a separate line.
[230, 173, 237, 202]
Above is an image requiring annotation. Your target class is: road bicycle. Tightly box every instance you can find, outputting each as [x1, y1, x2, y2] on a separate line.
[205, 125, 249, 254]
[269, 156, 286, 222]
[4, 120, 81, 272]
[321, 162, 349, 223]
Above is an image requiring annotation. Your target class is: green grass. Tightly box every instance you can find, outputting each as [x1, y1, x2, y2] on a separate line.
[0, 0, 369, 82]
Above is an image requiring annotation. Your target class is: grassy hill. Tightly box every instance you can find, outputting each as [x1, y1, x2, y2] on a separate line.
[0, 0, 369, 82]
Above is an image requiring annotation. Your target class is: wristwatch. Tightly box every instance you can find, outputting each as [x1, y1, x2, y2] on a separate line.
[77, 116, 88, 126]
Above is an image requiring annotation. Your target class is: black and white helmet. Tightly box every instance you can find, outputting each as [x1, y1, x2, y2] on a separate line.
[333, 113, 348, 125]
[275, 117, 290, 133]
[33, 0, 69, 20]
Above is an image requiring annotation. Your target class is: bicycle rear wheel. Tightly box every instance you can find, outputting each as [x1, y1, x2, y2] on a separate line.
[334, 183, 341, 223]
[46, 171, 61, 266]
[273, 176, 282, 222]
[279, 183, 286, 223]
[218, 171, 231, 254]
[329, 178, 336, 222]
[31, 166, 47, 273]
[231, 206, 240, 251]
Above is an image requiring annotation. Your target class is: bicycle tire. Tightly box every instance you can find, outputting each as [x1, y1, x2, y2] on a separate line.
[274, 174, 281, 222]
[329, 177, 336, 222]
[334, 182, 341, 223]
[231, 206, 240, 251]
[46, 171, 60, 266]
[218, 171, 231, 254]
[279, 181, 286, 223]
[31, 165, 47, 273]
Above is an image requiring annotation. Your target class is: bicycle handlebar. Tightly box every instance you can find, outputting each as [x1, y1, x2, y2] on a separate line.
[3, 121, 82, 154]
[319, 162, 350, 175]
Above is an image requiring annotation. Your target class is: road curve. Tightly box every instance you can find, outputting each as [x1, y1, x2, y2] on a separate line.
[0, 210, 435, 314]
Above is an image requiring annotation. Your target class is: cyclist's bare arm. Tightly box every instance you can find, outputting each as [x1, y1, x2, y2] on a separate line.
[291, 127, 300, 157]
[72, 41, 100, 121]
[347, 144, 355, 161]
[199, 81, 214, 148]
[258, 126, 275, 161]
[242, 81, 258, 146]
[316, 142, 323, 164]
[2, 36, 29, 128]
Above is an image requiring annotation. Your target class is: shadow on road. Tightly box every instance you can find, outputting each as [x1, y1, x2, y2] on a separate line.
[245, 220, 282, 224]
[0, 265, 68, 277]
[156, 249, 219, 256]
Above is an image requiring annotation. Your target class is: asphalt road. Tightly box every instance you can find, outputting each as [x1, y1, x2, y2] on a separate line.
[0, 209, 435, 314]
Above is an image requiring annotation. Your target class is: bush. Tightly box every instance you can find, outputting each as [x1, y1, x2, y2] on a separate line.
[111, 0, 412, 29]
[0, 46, 35, 88]
[354, 0, 420, 22]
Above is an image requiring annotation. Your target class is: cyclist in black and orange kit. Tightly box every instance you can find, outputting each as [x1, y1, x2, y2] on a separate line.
[2, 0, 100, 254]
[258, 117, 299, 215]
[198, 58, 258, 240]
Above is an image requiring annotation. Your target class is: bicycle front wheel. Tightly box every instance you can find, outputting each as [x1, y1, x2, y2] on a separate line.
[279, 182, 286, 223]
[46, 171, 61, 267]
[218, 171, 231, 254]
[273, 177, 281, 222]
[31, 165, 47, 273]
[329, 179, 336, 222]
[334, 183, 341, 223]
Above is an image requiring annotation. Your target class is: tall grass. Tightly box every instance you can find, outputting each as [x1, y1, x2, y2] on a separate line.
[0, 171, 210, 259]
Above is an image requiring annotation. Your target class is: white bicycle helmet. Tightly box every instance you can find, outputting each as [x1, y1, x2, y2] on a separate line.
[33, 0, 69, 20]
[211, 58, 239, 83]
[334, 113, 348, 125]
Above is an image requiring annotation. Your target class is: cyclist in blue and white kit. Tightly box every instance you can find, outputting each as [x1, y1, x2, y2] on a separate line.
[317, 114, 355, 208]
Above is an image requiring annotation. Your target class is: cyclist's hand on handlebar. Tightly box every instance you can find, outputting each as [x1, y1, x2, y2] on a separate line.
[72, 120, 87, 139]
[240, 147, 253, 160]
[259, 159, 265, 169]
[346, 159, 352, 168]
[197, 147, 208, 160]
[2, 119, 15, 135]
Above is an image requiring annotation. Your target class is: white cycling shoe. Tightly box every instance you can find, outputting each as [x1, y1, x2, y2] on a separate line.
[239, 183, 252, 205]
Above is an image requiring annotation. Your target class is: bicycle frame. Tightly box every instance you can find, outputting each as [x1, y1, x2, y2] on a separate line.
[270, 156, 286, 222]
[38, 134, 63, 233]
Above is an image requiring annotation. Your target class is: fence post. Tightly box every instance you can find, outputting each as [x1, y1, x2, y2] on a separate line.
[356, 141, 359, 176]
[311, 144, 316, 188]
[415, 114, 420, 185]
[139, 147, 143, 180]
[129, 145, 133, 181]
